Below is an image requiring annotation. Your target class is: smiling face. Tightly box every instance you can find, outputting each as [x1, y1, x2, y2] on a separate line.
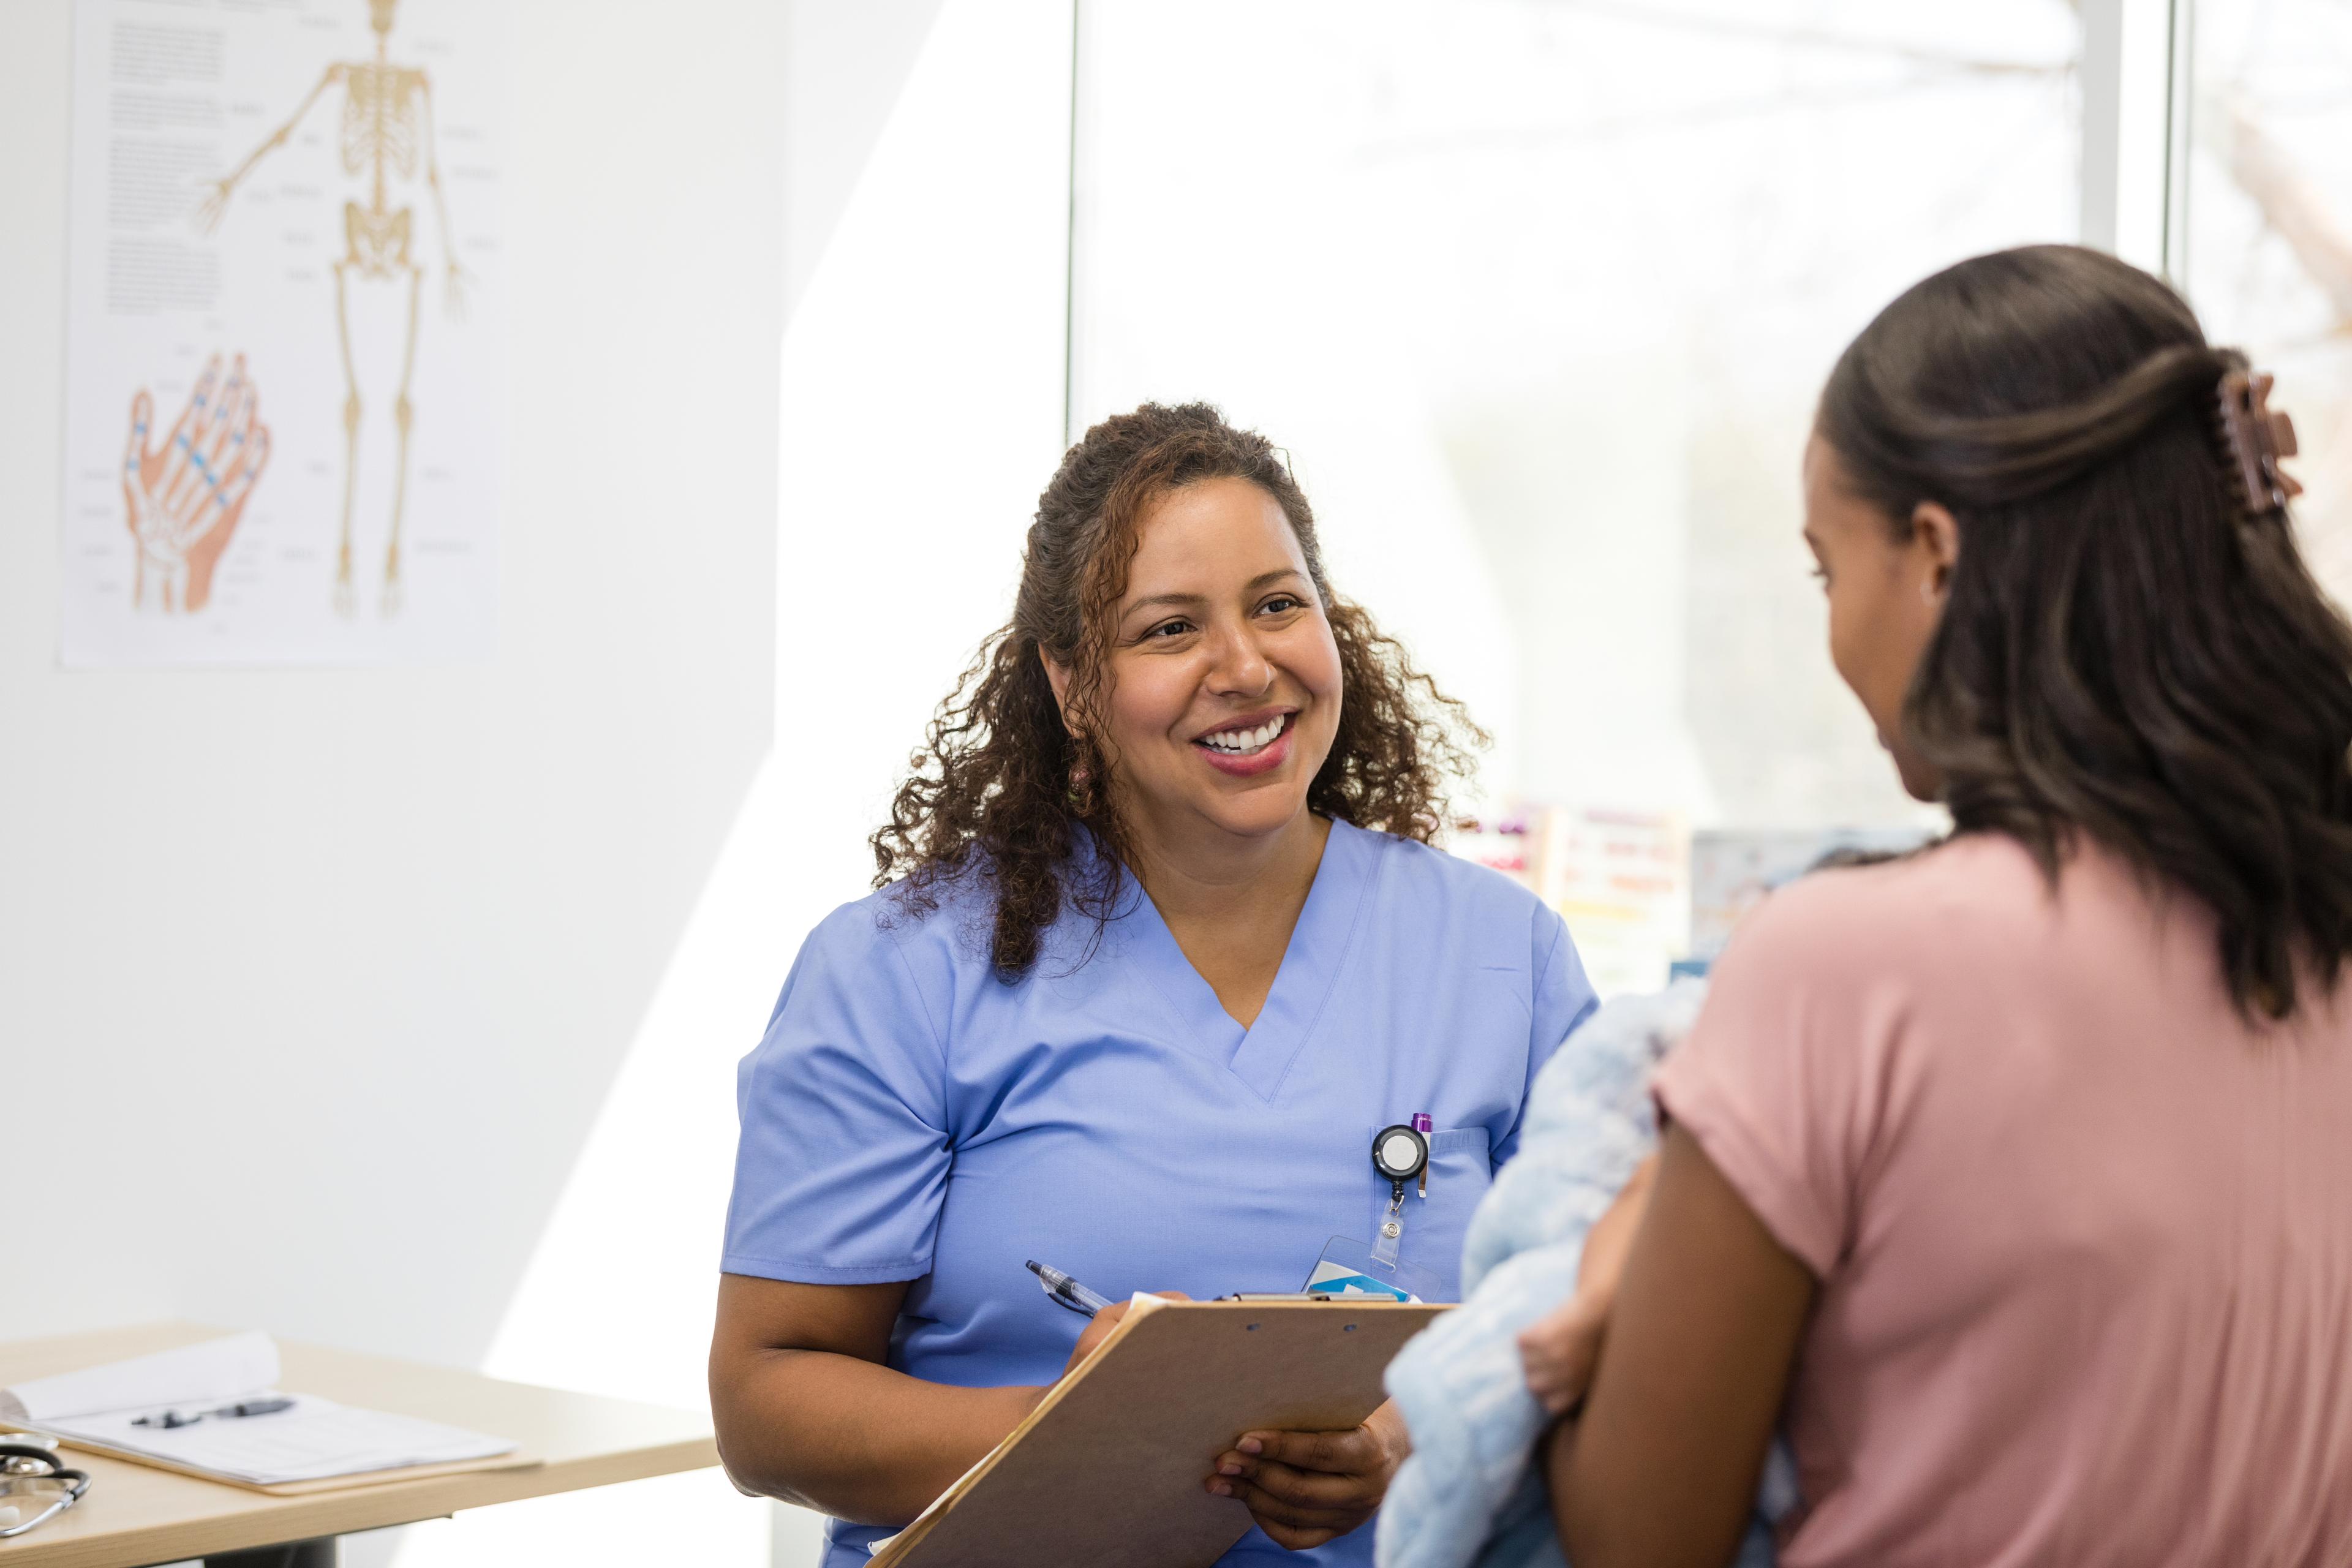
[1801, 435, 1958, 802]
[1052, 475, 1344, 862]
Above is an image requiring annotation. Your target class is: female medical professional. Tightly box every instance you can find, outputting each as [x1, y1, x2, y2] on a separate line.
[710, 402, 1596, 1566]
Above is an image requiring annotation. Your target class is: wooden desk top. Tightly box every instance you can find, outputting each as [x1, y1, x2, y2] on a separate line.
[0, 1322, 719, 1568]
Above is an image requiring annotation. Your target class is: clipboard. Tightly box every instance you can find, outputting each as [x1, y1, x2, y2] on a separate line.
[869, 1295, 1448, 1568]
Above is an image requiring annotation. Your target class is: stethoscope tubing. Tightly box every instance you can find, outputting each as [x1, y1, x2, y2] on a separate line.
[0, 1442, 92, 1540]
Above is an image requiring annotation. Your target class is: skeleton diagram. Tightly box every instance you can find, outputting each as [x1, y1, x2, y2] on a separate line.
[196, 0, 467, 617]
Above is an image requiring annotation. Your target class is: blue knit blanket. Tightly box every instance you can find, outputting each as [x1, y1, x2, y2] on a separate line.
[1376, 979, 1795, 1568]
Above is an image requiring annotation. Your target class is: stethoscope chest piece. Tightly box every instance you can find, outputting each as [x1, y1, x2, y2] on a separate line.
[0, 1438, 91, 1540]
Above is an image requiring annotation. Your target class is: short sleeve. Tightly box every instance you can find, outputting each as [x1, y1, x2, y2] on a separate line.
[1494, 907, 1600, 1167]
[1651, 878, 1885, 1278]
[722, 900, 953, 1284]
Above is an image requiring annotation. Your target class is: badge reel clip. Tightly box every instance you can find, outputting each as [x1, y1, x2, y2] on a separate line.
[1308, 1122, 1444, 1303]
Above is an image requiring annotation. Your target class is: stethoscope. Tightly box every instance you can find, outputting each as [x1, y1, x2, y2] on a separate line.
[0, 1436, 91, 1539]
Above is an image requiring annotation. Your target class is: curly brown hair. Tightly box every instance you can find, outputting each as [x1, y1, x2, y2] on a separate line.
[872, 401, 1485, 978]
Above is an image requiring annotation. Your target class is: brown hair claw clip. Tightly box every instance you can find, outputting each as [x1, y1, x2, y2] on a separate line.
[2216, 369, 2304, 516]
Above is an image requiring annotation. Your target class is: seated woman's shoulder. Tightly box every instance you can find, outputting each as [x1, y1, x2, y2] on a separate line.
[1371, 823, 1557, 925]
[818, 853, 1122, 981]
[802, 860, 999, 968]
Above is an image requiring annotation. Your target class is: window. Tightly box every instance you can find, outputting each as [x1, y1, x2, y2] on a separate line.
[2180, 0, 2352, 602]
[1071, 1, 2081, 837]
[1071, 1, 2090, 986]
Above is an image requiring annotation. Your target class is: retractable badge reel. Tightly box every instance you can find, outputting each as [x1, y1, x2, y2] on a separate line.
[1306, 1117, 1444, 1302]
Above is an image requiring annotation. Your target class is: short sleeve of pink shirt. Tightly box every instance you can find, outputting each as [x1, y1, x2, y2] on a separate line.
[1649, 835, 2352, 1568]
[1649, 873, 1889, 1279]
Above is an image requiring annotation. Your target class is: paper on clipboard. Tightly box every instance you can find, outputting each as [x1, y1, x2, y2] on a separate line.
[869, 1294, 1446, 1568]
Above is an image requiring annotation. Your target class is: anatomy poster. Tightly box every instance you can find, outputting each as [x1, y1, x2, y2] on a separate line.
[61, 0, 505, 666]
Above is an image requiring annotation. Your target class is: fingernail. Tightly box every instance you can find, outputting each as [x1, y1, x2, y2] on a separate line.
[1209, 1480, 1232, 1497]
[1239, 1438, 1263, 1455]
[1219, 1461, 1243, 1476]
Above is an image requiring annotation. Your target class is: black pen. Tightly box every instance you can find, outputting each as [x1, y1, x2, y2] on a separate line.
[1026, 1259, 1118, 1317]
[133, 1397, 295, 1429]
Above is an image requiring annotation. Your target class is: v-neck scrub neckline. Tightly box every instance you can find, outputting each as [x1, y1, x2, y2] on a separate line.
[1126, 817, 1378, 1099]
[723, 818, 1597, 1568]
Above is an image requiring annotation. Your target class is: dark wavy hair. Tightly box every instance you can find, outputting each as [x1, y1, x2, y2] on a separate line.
[1818, 243, 2352, 1017]
[872, 402, 1484, 978]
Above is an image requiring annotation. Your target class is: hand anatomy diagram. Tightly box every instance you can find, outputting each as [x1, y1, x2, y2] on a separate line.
[195, 0, 467, 618]
[123, 354, 273, 614]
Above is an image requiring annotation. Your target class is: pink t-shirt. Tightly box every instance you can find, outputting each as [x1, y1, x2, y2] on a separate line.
[1654, 833, 2352, 1568]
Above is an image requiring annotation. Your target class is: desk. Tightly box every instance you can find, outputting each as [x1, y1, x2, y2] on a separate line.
[0, 1323, 720, 1568]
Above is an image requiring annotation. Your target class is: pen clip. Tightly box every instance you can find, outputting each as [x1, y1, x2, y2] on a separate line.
[132, 1409, 199, 1430]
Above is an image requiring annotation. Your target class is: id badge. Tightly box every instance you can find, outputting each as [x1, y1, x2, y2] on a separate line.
[1307, 1235, 1443, 1303]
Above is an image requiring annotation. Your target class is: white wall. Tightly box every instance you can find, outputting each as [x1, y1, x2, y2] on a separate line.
[423, 5, 1076, 1561]
[2, 0, 782, 1357]
[781, 0, 948, 322]
[1, 1, 1071, 1563]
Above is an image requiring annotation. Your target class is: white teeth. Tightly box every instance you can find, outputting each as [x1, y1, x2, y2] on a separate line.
[1202, 716, 1286, 755]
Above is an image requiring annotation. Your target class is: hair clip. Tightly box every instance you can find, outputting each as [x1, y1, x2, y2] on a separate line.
[2215, 369, 2304, 516]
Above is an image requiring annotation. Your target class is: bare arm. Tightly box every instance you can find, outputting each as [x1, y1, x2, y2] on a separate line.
[1545, 1124, 1816, 1568]
[197, 65, 342, 232]
[709, 1275, 1052, 1525]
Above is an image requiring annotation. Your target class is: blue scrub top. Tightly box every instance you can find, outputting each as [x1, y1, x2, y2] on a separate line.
[723, 818, 1596, 1568]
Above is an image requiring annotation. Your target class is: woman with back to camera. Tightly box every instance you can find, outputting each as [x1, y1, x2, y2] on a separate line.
[1528, 245, 2352, 1566]
[710, 402, 1597, 1566]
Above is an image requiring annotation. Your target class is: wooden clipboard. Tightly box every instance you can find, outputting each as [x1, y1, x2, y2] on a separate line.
[869, 1295, 1448, 1568]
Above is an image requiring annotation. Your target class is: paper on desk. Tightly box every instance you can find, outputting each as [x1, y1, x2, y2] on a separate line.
[0, 1332, 515, 1488]
[0, 1330, 277, 1424]
[42, 1394, 514, 1485]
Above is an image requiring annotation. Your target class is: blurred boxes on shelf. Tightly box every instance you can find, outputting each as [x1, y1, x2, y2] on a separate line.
[1456, 810, 1937, 995]
[1688, 827, 1937, 966]
[1455, 805, 1687, 997]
